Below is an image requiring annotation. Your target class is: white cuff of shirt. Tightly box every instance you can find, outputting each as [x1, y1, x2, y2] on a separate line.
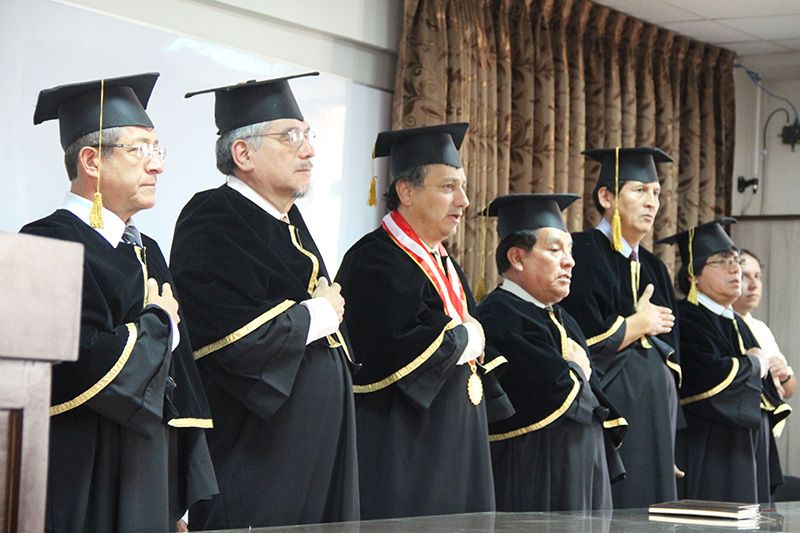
[754, 356, 769, 380]
[301, 298, 339, 345]
[168, 316, 180, 352]
[457, 322, 482, 365]
[150, 304, 180, 351]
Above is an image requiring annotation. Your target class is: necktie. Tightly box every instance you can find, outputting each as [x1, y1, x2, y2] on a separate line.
[280, 214, 290, 224]
[121, 225, 142, 247]
[120, 224, 148, 300]
[630, 249, 638, 262]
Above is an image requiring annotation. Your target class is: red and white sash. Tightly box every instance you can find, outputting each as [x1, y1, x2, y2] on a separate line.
[382, 211, 465, 321]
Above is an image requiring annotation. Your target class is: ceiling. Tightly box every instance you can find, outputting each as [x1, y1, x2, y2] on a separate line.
[592, 0, 800, 81]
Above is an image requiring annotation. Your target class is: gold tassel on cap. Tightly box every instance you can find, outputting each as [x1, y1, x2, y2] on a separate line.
[368, 146, 378, 207]
[686, 226, 698, 304]
[610, 146, 622, 251]
[89, 78, 105, 229]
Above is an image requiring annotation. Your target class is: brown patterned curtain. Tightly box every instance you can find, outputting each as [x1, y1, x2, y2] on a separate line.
[392, 0, 736, 290]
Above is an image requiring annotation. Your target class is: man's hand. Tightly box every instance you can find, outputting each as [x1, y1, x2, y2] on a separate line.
[313, 277, 345, 324]
[674, 464, 685, 478]
[634, 284, 674, 336]
[566, 339, 592, 380]
[769, 355, 791, 383]
[462, 309, 486, 363]
[768, 356, 791, 398]
[145, 279, 180, 324]
[746, 347, 770, 379]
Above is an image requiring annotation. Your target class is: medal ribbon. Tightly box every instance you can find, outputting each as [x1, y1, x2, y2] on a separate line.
[382, 211, 465, 321]
[382, 211, 481, 405]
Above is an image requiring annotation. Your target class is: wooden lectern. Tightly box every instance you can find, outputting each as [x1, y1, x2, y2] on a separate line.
[0, 233, 82, 532]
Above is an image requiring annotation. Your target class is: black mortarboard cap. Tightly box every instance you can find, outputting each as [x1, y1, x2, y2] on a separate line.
[655, 217, 737, 267]
[185, 72, 318, 134]
[33, 72, 159, 150]
[484, 193, 580, 240]
[374, 123, 469, 178]
[584, 146, 673, 188]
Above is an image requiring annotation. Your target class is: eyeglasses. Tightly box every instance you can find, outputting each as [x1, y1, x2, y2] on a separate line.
[93, 143, 167, 162]
[245, 128, 316, 148]
[705, 256, 741, 269]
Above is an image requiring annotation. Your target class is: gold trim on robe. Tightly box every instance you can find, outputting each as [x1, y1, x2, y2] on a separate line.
[603, 417, 628, 429]
[353, 320, 459, 393]
[288, 224, 320, 296]
[51, 323, 138, 416]
[680, 358, 740, 406]
[168, 417, 214, 428]
[586, 316, 625, 346]
[480, 356, 508, 373]
[193, 300, 296, 360]
[489, 371, 582, 441]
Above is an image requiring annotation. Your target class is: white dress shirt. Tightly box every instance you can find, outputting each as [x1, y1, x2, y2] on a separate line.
[742, 312, 793, 377]
[596, 216, 639, 260]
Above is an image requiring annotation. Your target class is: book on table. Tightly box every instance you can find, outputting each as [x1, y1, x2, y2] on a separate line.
[648, 514, 759, 529]
[648, 499, 760, 520]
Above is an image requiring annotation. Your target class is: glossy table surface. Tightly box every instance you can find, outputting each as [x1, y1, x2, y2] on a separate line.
[202, 502, 800, 532]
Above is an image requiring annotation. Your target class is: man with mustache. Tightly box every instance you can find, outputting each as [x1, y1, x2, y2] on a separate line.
[478, 193, 626, 511]
[559, 147, 681, 508]
[21, 73, 217, 532]
[169, 73, 359, 529]
[335, 124, 511, 519]
[659, 219, 789, 503]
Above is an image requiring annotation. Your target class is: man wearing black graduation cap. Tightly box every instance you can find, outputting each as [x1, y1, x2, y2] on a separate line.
[169, 73, 359, 528]
[559, 147, 682, 508]
[477, 193, 627, 511]
[659, 219, 789, 503]
[20, 73, 217, 532]
[335, 123, 511, 519]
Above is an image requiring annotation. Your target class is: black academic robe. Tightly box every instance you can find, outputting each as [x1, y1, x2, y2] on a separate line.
[335, 226, 512, 520]
[20, 210, 217, 533]
[559, 228, 681, 509]
[169, 184, 359, 529]
[477, 287, 626, 512]
[677, 299, 789, 504]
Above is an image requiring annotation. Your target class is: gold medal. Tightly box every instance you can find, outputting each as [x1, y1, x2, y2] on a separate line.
[467, 362, 483, 405]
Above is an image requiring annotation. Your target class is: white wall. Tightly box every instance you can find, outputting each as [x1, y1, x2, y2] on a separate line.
[733, 69, 800, 216]
[1, 0, 403, 274]
[53, 0, 402, 92]
[732, 67, 760, 216]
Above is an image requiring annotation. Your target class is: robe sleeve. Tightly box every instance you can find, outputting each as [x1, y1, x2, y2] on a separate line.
[50, 263, 173, 439]
[679, 305, 762, 429]
[564, 362, 595, 426]
[337, 235, 471, 412]
[191, 303, 313, 422]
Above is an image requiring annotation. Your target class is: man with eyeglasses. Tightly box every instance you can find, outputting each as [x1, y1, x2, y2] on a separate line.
[559, 147, 681, 508]
[169, 73, 359, 529]
[659, 219, 789, 504]
[20, 73, 217, 532]
[733, 250, 796, 399]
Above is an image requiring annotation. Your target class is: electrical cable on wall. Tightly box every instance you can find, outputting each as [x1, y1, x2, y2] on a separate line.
[737, 63, 800, 148]
[735, 63, 800, 215]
